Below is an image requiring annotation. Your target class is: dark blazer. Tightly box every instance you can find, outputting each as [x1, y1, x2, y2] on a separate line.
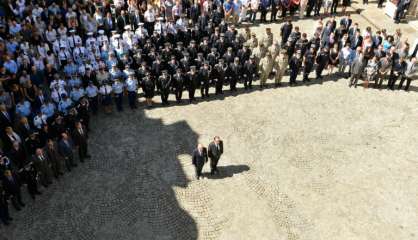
[192, 148, 208, 167]
[208, 141, 223, 160]
[58, 139, 74, 158]
[72, 127, 88, 147]
[0, 111, 14, 131]
[33, 94, 48, 111]
[2, 173, 21, 195]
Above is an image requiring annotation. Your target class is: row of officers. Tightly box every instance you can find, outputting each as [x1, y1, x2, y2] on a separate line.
[90, 55, 259, 112]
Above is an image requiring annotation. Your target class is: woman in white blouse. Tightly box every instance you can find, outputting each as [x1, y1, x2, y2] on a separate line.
[45, 25, 57, 43]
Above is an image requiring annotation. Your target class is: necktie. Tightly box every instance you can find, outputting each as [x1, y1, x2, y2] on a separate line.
[79, 128, 83, 135]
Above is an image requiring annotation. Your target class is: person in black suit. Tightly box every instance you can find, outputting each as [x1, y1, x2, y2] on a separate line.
[0, 104, 13, 134]
[45, 139, 64, 178]
[72, 122, 90, 163]
[192, 144, 208, 180]
[33, 148, 53, 187]
[58, 133, 76, 171]
[2, 170, 25, 211]
[208, 136, 224, 175]
[19, 163, 42, 200]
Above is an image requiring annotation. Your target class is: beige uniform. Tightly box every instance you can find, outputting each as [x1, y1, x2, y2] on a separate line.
[261, 33, 274, 48]
[259, 55, 274, 86]
[276, 54, 288, 84]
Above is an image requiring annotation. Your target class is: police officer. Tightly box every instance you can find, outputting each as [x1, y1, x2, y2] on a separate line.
[303, 46, 316, 82]
[173, 68, 185, 103]
[112, 78, 124, 111]
[244, 56, 258, 89]
[158, 70, 172, 105]
[86, 81, 99, 114]
[199, 62, 211, 98]
[289, 50, 303, 85]
[125, 72, 138, 109]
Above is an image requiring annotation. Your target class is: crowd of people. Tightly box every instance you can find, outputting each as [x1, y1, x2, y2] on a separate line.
[0, 0, 418, 227]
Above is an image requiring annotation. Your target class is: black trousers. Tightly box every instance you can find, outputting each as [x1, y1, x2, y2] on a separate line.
[230, 77, 237, 91]
[316, 66, 325, 79]
[175, 88, 183, 101]
[89, 96, 98, 114]
[210, 158, 220, 174]
[306, 2, 315, 16]
[78, 144, 88, 162]
[194, 165, 203, 179]
[127, 91, 137, 108]
[331, 0, 339, 13]
[114, 93, 123, 111]
[0, 203, 10, 224]
[244, 75, 254, 89]
[314, 1, 322, 15]
[215, 79, 224, 94]
[160, 90, 169, 104]
[64, 155, 75, 171]
[260, 7, 267, 22]
[398, 76, 412, 91]
[188, 88, 196, 103]
[388, 73, 399, 89]
[201, 82, 209, 97]
[9, 192, 24, 210]
[303, 67, 313, 81]
[271, 5, 278, 21]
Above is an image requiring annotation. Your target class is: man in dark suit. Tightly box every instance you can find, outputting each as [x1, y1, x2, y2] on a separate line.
[58, 133, 76, 171]
[2, 170, 25, 211]
[192, 144, 208, 180]
[208, 136, 223, 175]
[73, 122, 90, 162]
[45, 139, 64, 178]
[0, 104, 13, 134]
[33, 148, 53, 187]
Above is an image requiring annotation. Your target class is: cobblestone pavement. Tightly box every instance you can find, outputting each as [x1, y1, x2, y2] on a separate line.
[1, 12, 418, 240]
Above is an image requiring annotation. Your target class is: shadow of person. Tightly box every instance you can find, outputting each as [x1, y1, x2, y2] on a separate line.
[202, 165, 250, 180]
[1, 106, 199, 240]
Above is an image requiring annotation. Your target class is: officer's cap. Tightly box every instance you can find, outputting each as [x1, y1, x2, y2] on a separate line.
[124, 25, 131, 30]
[114, 34, 121, 38]
[190, 40, 196, 44]
[227, 47, 232, 51]
[111, 30, 117, 34]
[211, 47, 217, 51]
[220, 33, 225, 37]
[190, 66, 196, 70]
[69, 29, 76, 33]
[98, 30, 105, 35]
[87, 32, 93, 36]
[157, 17, 164, 21]
[177, 41, 183, 46]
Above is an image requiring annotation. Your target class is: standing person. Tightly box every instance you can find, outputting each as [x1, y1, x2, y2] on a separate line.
[208, 136, 224, 175]
[45, 139, 64, 178]
[394, 0, 411, 24]
[398, 57, 417, 91]
[72, 122, 90, 163]
[99, 81, 113, 114]
[289, 51, 303, 85]
[244, 56, 258, 89]
[280, 19, 293, 46]
[250, 0, 260, 23]
[142, 72, 155, 108]
[199, 62, 211, 98]
[125, 73, 138, 110]
[303, 46, 316, 82]
[214, 59, 227, 94]
[388, 56, 407, 90]
[316, 47, 330, 81]
[58, 133, 77, 171]
[173, 68, 185, 103]
[300, 0, 308, 18]
[33, 148, 53, 188]
[112, 78, 124, 112]
[2, 170, 25, 211]
[187, 66, 199, 103]
[229, 58, 242, 91]
[328, 44, 339, 76]
[314, 0, 322, 16]
[375, 56, 392, 89]
[331, 0, 339, 14]
[259, 52, 274, 88]
[192, 144, 208, 180]
[364, 56, 379, 88]
[158, 71, 172, 105]
[349, 52, 365, 88]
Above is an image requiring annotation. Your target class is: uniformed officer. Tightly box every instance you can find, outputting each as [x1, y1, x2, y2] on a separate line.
[100, 81, 113, 113]
[262, 28, 274, 48]
[40, 99, 56, 120]
[276, 49, 289, 86]
[33, 111, 47, 129]
[125, 72, 138, 109]
[158, 70, 172, 105]
[97, 30, 109, 47]
[303, 46, 316, 82]
[70, 85, 85, 102]
[289, 50, 303, 85]
[243, 56, 258, 89]
[259, 52, 274, 88]
[58, 94, 73, 115]
[199, 62, 211, 98]
[187, 66, 199, 103]
[173, 68, 185, 103]
[85, 81, 99, 114]
[112, 78, 124, 111]
[85, 32, 97, 49]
